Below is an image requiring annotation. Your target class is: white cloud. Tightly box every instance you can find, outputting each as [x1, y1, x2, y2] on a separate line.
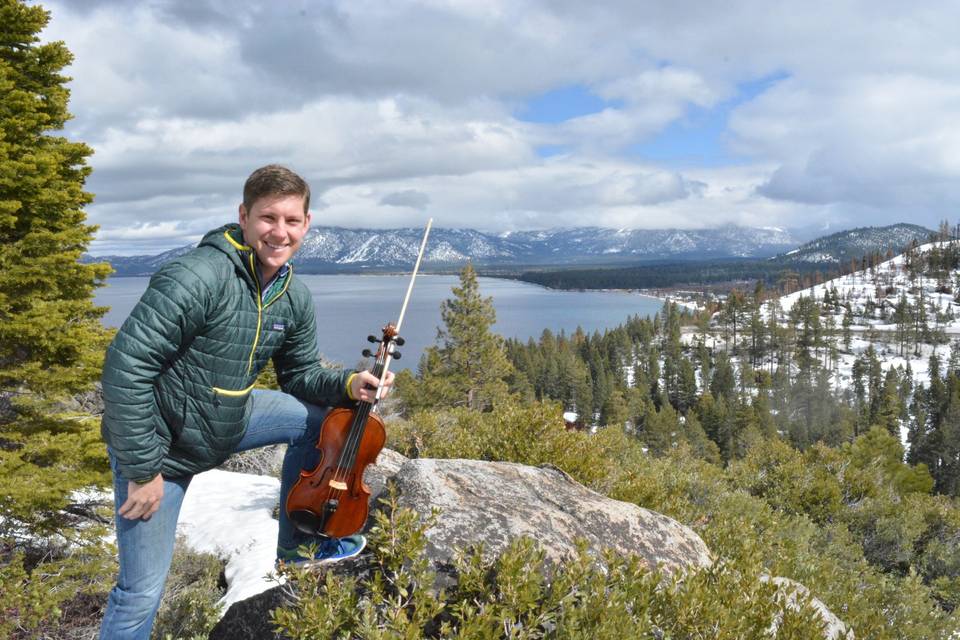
[380, 190, 432, 209]
[34, 0, 960, 253]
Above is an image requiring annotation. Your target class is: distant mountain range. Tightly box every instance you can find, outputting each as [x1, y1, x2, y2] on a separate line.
[515, 223, 937, 291]
[88, 224, 798, 276]
[86, 223, 935, 277]
[770, 223, 933, 266]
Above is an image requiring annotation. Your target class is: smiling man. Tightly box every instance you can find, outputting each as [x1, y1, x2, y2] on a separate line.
[98, 165, 392, 639]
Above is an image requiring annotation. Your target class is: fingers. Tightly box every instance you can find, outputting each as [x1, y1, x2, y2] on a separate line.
[119, 496, 157, 520]
[355, 370, 395, 403]
[120, 480, 163, 520]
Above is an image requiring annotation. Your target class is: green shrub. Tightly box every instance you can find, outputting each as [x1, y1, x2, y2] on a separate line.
[151, 538, 225, 640]
[271, 488, 830, 639]
[0, 538, 115, 639]
[388, 402, 619, 489]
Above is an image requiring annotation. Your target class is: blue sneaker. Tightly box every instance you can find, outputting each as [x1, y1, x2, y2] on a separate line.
[276, 534, 367, 568]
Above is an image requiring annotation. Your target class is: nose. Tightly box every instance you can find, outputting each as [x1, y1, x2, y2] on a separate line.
[269, 219, 289, 239]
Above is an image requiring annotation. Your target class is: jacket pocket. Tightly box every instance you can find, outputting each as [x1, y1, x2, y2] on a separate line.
[201, 383, 255, 449]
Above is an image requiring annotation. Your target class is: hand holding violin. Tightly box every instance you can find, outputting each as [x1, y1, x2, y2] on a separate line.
[350, 370, 394, 404]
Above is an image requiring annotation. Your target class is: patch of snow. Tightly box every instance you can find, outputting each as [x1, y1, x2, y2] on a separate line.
[177, 470, 282, 612]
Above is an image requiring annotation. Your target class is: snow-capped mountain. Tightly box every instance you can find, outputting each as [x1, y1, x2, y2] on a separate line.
[771, 223, 932, 265]
[91, 224, 801, 276]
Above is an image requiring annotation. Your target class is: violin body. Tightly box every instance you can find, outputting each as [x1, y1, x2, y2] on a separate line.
[286, 406, 386, 538]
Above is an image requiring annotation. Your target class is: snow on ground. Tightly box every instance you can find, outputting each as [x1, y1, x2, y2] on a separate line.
[776, 242, 960, 329]
[758, 241, 960, 451]
[767, 241, 960, 392]
[177, 469, 281, 612]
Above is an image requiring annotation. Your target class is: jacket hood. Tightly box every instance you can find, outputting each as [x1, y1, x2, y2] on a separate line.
[200, 223, 256, 287]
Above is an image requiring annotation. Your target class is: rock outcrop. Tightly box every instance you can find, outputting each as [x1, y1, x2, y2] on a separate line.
[764, 576, 852, 639]
[389, 457, 712, 583]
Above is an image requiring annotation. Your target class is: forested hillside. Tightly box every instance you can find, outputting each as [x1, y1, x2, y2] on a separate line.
[384, 255, 960, 637]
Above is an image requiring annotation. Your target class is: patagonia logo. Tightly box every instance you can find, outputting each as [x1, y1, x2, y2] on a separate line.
[271, 323, 285, 331]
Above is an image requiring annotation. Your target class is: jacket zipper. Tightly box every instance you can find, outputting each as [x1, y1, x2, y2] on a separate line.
[214, 229, 294, 395]
[246, 251, 263, 375]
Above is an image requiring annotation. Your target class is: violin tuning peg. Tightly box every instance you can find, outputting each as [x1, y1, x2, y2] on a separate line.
[392, 351, 401, 360]
[367, 335, 380, 343]
[362, 348, 374, 358]
[394, 336, 405, 346]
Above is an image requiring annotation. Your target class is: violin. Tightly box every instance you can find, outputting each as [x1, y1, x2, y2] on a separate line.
[285, 324, 401, 537]
[285, 219, 432, 538]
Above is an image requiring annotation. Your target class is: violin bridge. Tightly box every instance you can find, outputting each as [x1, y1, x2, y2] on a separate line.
[328, 479, 348, 491]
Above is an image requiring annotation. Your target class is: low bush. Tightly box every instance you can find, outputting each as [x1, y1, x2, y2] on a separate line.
[0, 538, 114, 640]
[151, 537, 225, 640]
[272, 488, 829, 639]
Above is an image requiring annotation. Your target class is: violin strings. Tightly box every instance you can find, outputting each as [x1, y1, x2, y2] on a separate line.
[328, 346, 386, 509]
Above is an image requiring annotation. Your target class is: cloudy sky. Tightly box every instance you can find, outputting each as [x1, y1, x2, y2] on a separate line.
[38, 0, 960, 255]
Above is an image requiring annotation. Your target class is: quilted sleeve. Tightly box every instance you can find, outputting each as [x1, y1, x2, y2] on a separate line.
[100, 259, 211, 482]
[272, 290, 352, 407]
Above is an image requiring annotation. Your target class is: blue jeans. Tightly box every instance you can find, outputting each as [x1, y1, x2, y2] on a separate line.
[99, 389, 329, 640]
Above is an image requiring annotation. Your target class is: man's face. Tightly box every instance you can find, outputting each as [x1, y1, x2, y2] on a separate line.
[238, 194, 311, 280]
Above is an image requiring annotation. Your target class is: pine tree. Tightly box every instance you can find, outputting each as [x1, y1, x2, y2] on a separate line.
[399, 263, 514, 412]
[932, 388, 960, 496]
[0, 4, 115, 633]
[676, 358, 698, 414]
[709, 350, 736, 404]
[0, 0, 112, 536]
[680, 411, 721, 463]
[841, 304, 853, 353]
[0, 1, 110, 396]
[877, 368, 902, 437]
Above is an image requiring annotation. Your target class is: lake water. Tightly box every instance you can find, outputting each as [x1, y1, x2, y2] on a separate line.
[94, 275, 664, 369]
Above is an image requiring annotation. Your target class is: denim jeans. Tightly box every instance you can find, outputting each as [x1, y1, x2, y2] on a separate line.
[99, 389, 329, 640]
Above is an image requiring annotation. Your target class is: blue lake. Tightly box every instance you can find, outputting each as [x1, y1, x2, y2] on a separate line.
[94, 275, 665, 370]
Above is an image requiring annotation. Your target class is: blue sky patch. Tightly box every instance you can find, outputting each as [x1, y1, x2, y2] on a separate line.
[535, 144, 571, 158]
[630, 71, 790, 168]
[517, 84, 623, 124]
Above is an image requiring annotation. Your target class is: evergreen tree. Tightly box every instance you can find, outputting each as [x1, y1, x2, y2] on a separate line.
[400, 263, 514, 412]
[696, 339, 712, 390]
[908, 383, 933, 468]
[935, 383, 960, 495]
[0, 1, 110, 396]
[877, 368, 902, 437]
[841, 304, 853, 352]
[0, 4, 115, 633]
[676, 357, 698, 414]
[709, 350, 736, 404]
[0, 0, 112, 536]
[639, 402, 679, 456]
[680, 411, 721, 463]
[646, 344, 661, 408]
[731, 399, 763, 459]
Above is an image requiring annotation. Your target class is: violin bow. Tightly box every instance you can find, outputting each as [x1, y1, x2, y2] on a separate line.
[372, 218, 433, 407]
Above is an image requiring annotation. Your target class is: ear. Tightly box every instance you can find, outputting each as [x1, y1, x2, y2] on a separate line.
[238, 203, 248, 225]
[304, 210, 312, 231]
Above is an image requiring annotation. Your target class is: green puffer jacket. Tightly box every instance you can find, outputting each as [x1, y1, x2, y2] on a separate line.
[101, 223, 351, 481]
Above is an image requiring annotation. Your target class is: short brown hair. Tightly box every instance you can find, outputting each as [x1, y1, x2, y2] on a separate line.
[242, 164, 311, 213]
